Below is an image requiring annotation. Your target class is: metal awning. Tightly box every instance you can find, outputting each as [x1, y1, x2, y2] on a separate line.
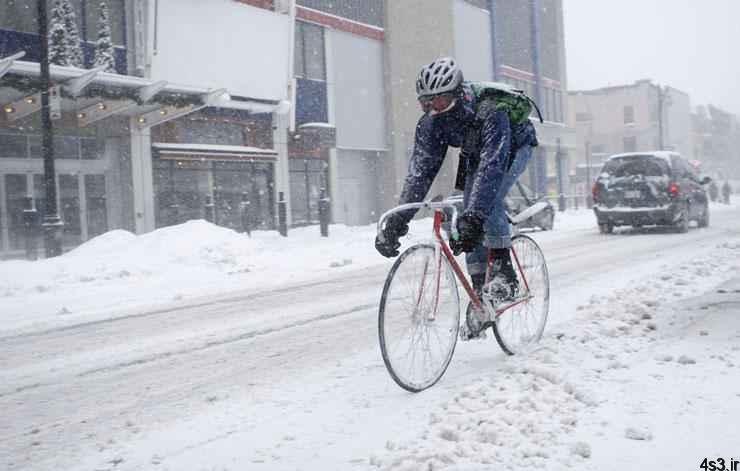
[0, 53, 290, 129]
[152, 142, 278, 161]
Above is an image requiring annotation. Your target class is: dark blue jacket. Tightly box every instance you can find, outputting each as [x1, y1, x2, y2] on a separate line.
[398, 82, 538, 219]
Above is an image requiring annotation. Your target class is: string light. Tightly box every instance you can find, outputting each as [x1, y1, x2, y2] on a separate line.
[3, 105, 15, 113]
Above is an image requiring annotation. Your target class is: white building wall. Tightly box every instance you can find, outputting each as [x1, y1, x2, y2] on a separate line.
[150, 0, 292, 101]
[665, 88, 693, 159]
[330, 30, 386, 149]
[329, 29, 386, 224]
[453, 0, 493, 82]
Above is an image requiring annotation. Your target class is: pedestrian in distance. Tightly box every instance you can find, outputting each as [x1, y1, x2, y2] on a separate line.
[722, 181, 732, 205]
[708, 180, 719, 202]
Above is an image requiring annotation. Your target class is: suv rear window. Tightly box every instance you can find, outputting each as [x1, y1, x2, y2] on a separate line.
[601, 156, 670, 178]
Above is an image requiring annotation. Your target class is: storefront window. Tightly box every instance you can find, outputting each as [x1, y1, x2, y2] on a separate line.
[59, 174, 81, 246]
[80, 138, 101, 160]
[0, 134, 28, 159]
[0, 0, 38, 34]
[55, 136, 80, 160]
[85, 174, 107, 238]
[4, 174, 28, 250]
[33, 174, 48, 224]
[0, 0, 125, 44]
[83, 0, 126, 45]
[153, 158, 275, 230]
[295, 21, 326, 81]
[289, 158, 328, 226]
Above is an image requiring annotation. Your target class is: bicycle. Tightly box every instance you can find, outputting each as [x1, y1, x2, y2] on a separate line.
[377, 200, 550, 392]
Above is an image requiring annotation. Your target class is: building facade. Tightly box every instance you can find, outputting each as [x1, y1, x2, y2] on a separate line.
[1, 0, 135, 254]
[290, 0, 386, 227]
[1, 0, 292, 258]
[692, 104, 740, 179]
[2, 0, 577, 258]
[568, 80, 694, 189]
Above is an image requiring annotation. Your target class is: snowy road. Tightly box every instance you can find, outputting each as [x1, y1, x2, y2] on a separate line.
[2, 207, 740, 470]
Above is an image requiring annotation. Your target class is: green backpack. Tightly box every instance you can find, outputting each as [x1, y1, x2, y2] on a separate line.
[469, 81, 543, 125]
[453, 82, 542, 191]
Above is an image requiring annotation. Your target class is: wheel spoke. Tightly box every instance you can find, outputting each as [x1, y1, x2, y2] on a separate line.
[493, 235, 549, 354]
[379, 244, 459, 391]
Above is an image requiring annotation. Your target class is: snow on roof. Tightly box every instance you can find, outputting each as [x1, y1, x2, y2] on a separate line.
[152, 142, 277, 155]
[607, 151, 680, 162]
[7, 60, 282, 114]
[298, 122, 336, 129]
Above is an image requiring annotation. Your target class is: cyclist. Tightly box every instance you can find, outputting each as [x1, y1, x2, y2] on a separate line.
[374, 57, 539, 338]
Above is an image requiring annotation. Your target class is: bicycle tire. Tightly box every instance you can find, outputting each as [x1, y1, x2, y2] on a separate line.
[378, 244, 460, 392]
[492, 234, 549, 355]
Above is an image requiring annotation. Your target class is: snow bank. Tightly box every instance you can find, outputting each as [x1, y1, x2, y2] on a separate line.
[0, 203, 733, 334]
[0, 209, 596, 331]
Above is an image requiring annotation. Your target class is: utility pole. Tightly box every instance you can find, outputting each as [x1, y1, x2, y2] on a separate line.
[656, 85, 671, 151]
[585, 140, 593, 208]
[554, 138, 565, 211]
[657, 86, 664, 151]
[529, 0, 547, 196]
[488, 0, 500, 81]
[38, 0, 64, 257]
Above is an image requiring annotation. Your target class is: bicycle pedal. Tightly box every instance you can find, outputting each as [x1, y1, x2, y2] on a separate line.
[459, 322, 490, 341]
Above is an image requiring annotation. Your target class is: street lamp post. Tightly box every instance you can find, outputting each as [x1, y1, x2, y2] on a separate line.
[585, 140, 593, 208]
[37, 0, 64, 257]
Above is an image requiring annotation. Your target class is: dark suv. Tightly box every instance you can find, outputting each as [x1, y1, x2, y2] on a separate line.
[592, 152, 711, 233]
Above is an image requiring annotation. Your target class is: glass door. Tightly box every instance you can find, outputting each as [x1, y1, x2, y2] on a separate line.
[4, 174, 28, 251]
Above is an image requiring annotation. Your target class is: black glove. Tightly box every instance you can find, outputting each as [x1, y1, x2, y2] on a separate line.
[450, 211, 484, 255]
[375, 213, 409, 258]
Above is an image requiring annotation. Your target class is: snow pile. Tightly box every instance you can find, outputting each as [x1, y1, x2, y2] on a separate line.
[372, 369, 593, 470]
[369, 241, 740, 470]
[0, 210, 599, 332]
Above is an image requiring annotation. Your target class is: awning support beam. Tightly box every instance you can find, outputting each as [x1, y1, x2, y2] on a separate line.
[136, 88, 228, 130]
[138, 80, 168, 103]
[0, 51, 25, 80]
[78, 80, 169, 127]
[63, 66, 105, 97]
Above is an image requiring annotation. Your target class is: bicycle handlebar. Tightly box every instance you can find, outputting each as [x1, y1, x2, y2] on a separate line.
[377, 201, 460, 240]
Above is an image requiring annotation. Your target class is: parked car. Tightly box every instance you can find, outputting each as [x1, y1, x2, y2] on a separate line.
[592, 151, 711, 234]
[444, 181, 555, 232]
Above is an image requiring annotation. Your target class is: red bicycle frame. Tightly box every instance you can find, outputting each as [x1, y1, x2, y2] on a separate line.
[415, 209, 532, 321]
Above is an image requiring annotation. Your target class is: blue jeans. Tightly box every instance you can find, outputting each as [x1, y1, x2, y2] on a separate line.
[463, 145, 534, 276]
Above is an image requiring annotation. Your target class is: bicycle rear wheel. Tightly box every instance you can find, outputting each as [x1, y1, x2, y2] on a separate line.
[492, 234, 549, 355]
[379, 244, 460, 392]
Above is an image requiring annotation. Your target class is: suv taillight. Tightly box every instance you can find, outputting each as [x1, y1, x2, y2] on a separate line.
[592, 183, 600, 203]
[669, 182, 680, 197]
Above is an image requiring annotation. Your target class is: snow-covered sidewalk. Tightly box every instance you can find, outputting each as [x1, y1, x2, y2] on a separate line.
[3, 203, 737, 335]
[0, 208, 598, 334]
[368, 241, 740, 471]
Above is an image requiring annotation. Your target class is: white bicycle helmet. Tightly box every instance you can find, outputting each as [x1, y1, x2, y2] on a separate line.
[416, 57, 464, 98]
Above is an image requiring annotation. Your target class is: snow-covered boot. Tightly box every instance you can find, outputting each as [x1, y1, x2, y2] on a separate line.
[484, 249, 519, 304]
[461, 273, 490, 341]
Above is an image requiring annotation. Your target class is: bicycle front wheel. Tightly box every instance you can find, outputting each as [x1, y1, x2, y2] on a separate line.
[379, 244, 460, 392]
[492, 234, 550, 355]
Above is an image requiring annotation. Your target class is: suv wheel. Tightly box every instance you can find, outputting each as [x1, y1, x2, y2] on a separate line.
[599, 223, 614, 234]
[698, 202, 710, 228]
[674, 202, 690, 233]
